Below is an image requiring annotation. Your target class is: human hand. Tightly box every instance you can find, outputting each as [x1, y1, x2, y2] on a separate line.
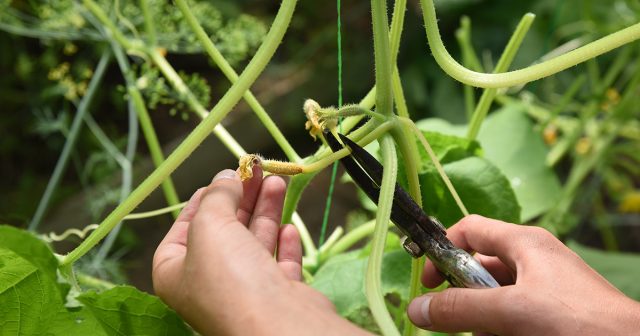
[407, 215, 640, 335]
[152, 168, 370, 336]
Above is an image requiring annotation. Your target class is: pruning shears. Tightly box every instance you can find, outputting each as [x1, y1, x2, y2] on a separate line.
[325, 131, 499, 289]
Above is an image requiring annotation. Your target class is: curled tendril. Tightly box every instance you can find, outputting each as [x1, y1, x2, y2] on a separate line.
[42, 224, 100, 243]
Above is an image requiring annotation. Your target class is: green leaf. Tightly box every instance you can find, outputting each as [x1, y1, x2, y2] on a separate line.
[0, 225, 59, 282]
[476, 105, 562, 221]
[0, 248, 60, 335]
[77, 286, 192, 335]
[417, 131, 481, 166]
[311, 249, 412, 318]
[420, 157, 521, 227]
[416, 104, 562, 222]
[568, 241, 640, 301]
[0, 226, 190, 335]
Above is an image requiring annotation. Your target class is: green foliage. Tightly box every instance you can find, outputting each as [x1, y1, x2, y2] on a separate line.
[0, 1, 266, 61]
[77, 286, 192, 335]
[0, 225, 191, 335]
[476, 105, 562, 221]
[0, 248, 61, 335]
[133, 63, 211, 120]
[1, 0, 639, 334]
[421, 156, 521, 226]
[417, 103, 563, 222]
[311, 248, 412, 330]
[569, 241, 640, 301]
[398, 128, 521, 226]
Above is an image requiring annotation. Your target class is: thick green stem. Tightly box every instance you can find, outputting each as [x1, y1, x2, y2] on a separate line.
[282, 172, 318, 259]
[61, 0, 298, 266]
[174, 0, 301, 162]
[420, 0, 640, 88]
[29, 52, 111, 231]
[365, 135, 400, 336]
[149, 50, 246, 158]
[466, 13, 535, 140]
[455, 16, 483, 120]
[403, 118, 469, 216]
[389, 0, 406, 66]
[372, 0, 394, 115]
[139, 0, 156, 46]
[83, 0, 137, 51]
[112, 41, 181, 218]
[85, 0, 248, 158]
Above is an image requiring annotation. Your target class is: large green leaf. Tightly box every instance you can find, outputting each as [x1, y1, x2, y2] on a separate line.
[77, 286, 191, 335]
[568, 241, 640, 301]
[0, 225, 59, 282]
[311, 249, 412, 317]
[0, 225, 191, 335]
[416, 104, 562, 222]
[476, 105, 562, 221]
[0, 248, 59, 335]
[420, 157, 521, 227]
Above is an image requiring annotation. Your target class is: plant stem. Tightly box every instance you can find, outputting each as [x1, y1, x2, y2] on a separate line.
[466, 13, 535, 140]
[83, 0, 137, 51]
[61, 0, 299, 266]
[389, 0, 406, 66]
[366, 135, 400, 336]
[282, 172, 318, 259]
[148, 49, 247, 158]
[112, 41, 181, 218]
[139, 0, 156, 46]
[83, 109, 137, 268]
[403, 118, 469, 216]
[455, 17, 482, 121]
[371, 0, 394, 116]
[28, 51, 111, 231]
[303, 120, 395, 172]
[419, 0, 640, 88]
[84, 0, 248, 158]
[174, 0, 301, 162]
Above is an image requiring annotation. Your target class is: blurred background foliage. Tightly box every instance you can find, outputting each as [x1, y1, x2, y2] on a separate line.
[0, 0, 638, 290]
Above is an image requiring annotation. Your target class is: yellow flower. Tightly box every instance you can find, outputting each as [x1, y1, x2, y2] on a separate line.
[619, 191, 640, 213]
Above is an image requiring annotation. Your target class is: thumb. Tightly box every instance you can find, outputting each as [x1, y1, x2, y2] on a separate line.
[189, 169, 243, 246]
[408, 288, 506, 334]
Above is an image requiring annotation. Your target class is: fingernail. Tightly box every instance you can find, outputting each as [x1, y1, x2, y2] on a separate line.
[212, 169, 238, 182]
[407, 294, 433, 327]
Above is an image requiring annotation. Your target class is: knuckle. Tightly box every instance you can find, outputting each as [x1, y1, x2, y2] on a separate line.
[433, 289, 462, 319]
[523, 226, 559, 248]
[458, 214, 485, 229]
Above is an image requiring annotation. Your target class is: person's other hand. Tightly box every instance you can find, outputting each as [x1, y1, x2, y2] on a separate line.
[407, 215, 640, 335]
[152, 168, 369, 336]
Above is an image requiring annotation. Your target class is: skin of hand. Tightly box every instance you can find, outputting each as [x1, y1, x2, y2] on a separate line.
[407, 215, 640, 335]
[152, 167, 370, 336]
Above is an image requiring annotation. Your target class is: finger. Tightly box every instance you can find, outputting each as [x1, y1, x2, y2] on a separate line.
[421, 261, 446, 289]
[444, 215, 527, 269]
[421, 254, 514, 289]
[423, 215, 523, 288]
[189, 170, 243, 250]
[276, 224, 302, 281]
[237, 166, 263, 226]
[248, 175, 287, 254]
[475, 254, 515, 286]
[153, 188, 205, 300]
[408, 287, 508, 334]
[176, 187, 206, 223]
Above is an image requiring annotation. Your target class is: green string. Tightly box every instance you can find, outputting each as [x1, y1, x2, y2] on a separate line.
[319, 0, 343, 249]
